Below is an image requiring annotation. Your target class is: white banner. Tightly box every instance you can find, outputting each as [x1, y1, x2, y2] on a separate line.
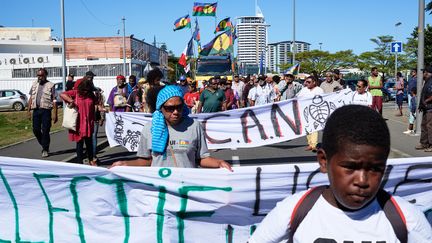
[106, 89, 354, 151]
[0, 156, 430, 242]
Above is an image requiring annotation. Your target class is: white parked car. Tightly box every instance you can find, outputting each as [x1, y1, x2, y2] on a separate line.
[0, 89, 28, 111]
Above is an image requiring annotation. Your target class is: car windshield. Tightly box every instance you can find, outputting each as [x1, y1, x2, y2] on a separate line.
[16, 90, 25, 95]
[196, 62, 231, 76]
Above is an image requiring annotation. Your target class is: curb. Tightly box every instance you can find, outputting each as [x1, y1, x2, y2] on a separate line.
[0, 129, 66, 150]
[61, 138, 109, 162]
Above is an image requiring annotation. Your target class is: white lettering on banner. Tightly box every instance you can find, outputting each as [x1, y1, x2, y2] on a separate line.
[105, 89, 354, 151]
[0, 157, 430, 242]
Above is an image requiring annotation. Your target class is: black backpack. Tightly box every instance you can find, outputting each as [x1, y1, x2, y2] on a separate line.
[288, 185, 407, 243]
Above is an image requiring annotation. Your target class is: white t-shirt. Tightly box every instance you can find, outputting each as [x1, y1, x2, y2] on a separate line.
[352, 91, 373, 106]
[249, 189, 432, 243]
[250, 84, 277, 106]
[296, 86, 324, 98]
[232, 81, 245, 99]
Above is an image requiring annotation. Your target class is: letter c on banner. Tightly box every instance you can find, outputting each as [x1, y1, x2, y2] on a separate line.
[202, 113, 232, 144]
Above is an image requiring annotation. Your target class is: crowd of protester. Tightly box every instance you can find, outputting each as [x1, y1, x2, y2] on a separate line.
[27, 65, 432, 165]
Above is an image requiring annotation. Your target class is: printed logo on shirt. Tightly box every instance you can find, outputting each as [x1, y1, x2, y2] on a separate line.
[179, 139, 190, 148]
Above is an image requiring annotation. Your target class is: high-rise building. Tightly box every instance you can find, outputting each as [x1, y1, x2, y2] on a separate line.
[267, 41, 311, 73]
[236, 11, 269, 74]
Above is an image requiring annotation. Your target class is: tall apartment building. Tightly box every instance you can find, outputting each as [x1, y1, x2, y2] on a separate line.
[267, 41, 311, 73]
[236, 14, 269, 74]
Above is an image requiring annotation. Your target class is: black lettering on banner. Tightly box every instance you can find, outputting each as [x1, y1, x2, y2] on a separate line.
[270, 100, 302, 137]
[313, 239, 337, 243]
[37, 57, 44, 63]
[23, 58, 29, 64]
[226, 224, 233, 243]
[306, 168, 321, 189]
[392, 163, 432, 195]
[379, 165, 393, 189]
[292, 165, 300, 194]
[253, 167, 266, 216]
[10, 58, 16, 65]
[202, 113, 232, 144]
[241, 109, 268, 143]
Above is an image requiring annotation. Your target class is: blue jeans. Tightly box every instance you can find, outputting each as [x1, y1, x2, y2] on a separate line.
[408, 94, 416, 124]
[32, 108, 52, 151]
[92, 122, 99, 157]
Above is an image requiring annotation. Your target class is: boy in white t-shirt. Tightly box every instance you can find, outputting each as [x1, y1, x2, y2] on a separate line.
[352, 79, 373, 107]
[249, 105, 432, 243]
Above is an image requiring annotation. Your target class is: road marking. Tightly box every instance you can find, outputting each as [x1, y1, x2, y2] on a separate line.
[231, 156, 240, 167]
[390, 147, 412, 158]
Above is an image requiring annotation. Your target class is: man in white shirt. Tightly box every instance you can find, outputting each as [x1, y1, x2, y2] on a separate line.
[249, 75, 277, 106]
[296, 76, 324, 152]
[231, 74, 245, 107]
[320, 71, 343, 93]
[352, 79, 372, 107]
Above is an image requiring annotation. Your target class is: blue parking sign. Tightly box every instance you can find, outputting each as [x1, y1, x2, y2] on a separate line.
[391, 42, 402, 53]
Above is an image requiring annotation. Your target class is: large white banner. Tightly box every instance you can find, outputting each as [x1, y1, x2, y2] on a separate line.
[106, 89, 355, 151]
[0, 156, 430, 242]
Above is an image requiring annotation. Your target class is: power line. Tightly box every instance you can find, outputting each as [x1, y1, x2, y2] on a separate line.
[79, 0, 120, 27]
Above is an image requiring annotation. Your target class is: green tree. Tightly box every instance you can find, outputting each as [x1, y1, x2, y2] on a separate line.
[357, 35, 396, 78]
[427, 1, 432, 14]
[405, 24, 432, 67]
[280, 50, 356, 76]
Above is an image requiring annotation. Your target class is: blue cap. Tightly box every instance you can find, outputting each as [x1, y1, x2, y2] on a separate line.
[180, 75, 186, 81]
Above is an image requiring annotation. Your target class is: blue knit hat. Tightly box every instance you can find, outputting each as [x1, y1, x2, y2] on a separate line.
[151, 85, 190, 154]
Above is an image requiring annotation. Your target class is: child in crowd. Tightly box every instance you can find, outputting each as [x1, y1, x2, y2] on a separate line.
[404, 87, 417, 135]
[249, 105, 432, 243]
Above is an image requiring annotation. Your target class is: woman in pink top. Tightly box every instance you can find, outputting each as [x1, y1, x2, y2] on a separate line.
[61, 78, 102, 165]
[395, 72, 405, 116]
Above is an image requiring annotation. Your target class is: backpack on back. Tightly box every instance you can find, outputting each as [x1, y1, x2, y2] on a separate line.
[288, 185, 407, 243]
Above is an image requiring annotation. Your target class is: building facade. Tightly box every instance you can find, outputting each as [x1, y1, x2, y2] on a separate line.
[267, 41, 311, 73]
[236, 16, 269, 75]
[0, 27, 167, 100]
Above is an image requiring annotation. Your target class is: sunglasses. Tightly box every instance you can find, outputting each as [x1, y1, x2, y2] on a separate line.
[357, 85, 363, 88]
[163, 104, 183, 113]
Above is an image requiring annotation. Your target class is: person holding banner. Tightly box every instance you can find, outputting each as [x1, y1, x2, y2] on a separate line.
[296, 76, 324, 152]
[111, 85, 232, 171]
[249, 105, 432, 243]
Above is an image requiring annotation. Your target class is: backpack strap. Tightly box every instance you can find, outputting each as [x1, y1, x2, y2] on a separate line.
[288, 185, 327, 243]
[376, 189, 408, 243]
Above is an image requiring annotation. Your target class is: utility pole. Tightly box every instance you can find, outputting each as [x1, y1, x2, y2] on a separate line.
[60, 0, 66, 93]
[292, 0, 296, 64]
[122, 17, 127, 76]
[415, 0, 425, 135]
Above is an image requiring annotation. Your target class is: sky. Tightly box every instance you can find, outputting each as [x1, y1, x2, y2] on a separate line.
[1, 0, 431, 56]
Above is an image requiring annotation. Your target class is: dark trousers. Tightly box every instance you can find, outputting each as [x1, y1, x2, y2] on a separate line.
[32, 108, 52, 151]
[420, 111, 432, 147]
[76, 137, 93, 163]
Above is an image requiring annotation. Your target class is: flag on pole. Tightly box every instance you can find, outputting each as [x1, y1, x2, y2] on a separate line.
[173, 14, 191, 31]
[184, 63, 191, 73]
[199, 30, 233, 56]
[178, 38, 194, 67]
[283, 63, 300, 75]
[193, 19, 201, 42]
[259, 51, 264, 75]
[214, 17, 232, 33]
[192, 2, 217, 16]
[232, 25, 237, 42]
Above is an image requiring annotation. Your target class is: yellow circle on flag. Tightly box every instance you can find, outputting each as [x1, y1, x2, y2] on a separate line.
[215, 34, 230, 51]
[203, 6, 214, 14]
[180, 18, 188, 26]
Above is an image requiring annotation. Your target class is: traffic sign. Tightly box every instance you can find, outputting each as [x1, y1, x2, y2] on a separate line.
[391, 42, 402, 53]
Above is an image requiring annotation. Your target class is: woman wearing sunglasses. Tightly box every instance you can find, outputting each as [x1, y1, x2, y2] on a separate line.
[110, 85, 232, 171]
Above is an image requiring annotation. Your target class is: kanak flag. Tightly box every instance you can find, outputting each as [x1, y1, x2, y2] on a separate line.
[179, 38, 194, 67]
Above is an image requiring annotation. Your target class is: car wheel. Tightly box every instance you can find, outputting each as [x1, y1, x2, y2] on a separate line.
[13, 102, 24, 111]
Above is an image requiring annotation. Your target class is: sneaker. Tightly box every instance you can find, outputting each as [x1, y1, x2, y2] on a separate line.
[403, 130, 414, 134]
[41, 150, 49, 158]
[425, 147, 432, 152]
[415, 144, 427, 150]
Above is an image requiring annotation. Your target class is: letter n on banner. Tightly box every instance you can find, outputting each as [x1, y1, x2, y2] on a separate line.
[271, 100, 302, 137]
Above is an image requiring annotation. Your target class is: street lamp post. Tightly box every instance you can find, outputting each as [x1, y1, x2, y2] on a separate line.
[415, 0, 425, 135]
[292, 0, 296, 65]
[60, 0, 66, 93]
[122, 17, 127, 76]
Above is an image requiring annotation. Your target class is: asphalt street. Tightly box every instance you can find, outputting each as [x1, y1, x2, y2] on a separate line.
[0, 102, 430, 167]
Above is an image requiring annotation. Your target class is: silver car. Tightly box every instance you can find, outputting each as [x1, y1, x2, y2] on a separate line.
[0, 89, 28, 111]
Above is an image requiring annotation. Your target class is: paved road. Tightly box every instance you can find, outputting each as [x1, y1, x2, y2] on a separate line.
[0, 103, 430, 167]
